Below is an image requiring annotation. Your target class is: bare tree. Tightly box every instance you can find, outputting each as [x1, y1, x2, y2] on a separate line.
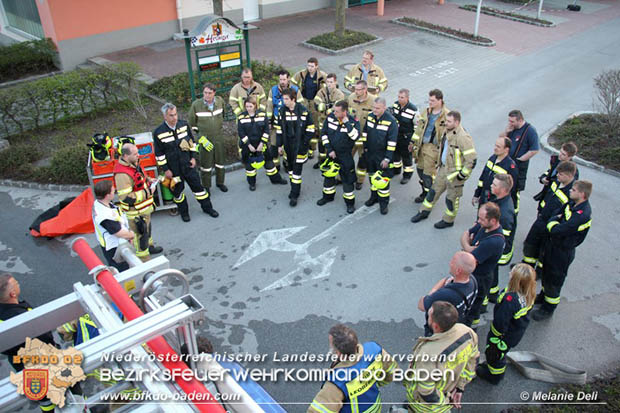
[593, 69, 620, 133]
[335, 0, 346, 37]
[213, 0, 223, 16]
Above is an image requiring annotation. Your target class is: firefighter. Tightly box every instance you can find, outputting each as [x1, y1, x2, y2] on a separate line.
[188, 83, 228, 192]
[229, 68, 267, 118]
[460, 203, 505, 328]
[409, 89, 450, 203]
[347, 80, 377, 189]
[472, 137, 518, 207]
[292, 57, 327, 160]
[389, 88, 418, 184]
[477, 263, 536, 384]
[485, 174, 517, 305]
[238, 97, 287, 190]
[521, 161, 576, 274]
[411, 111, 476, 229]
[405, 301, 478, 412]
[92, 180, 135, 271]
[0, 274, 58, 412]
[274, 89, 315, 207]
[307, 324, 397, 413]
[153, 103, 219, 222]
[532, 180, 593, 321]
[267, 70, 303, 169]
[344, 50, 388, 94]
[316, 100, 360, 214]
[499, 110, 540, 213]
[313, 73, 345, 169]
[361, 97, 398, 215]
[533, 142, 579, 202]
[114, 143, 162, 261]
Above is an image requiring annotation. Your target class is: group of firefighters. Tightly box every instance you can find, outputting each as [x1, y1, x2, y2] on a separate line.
[3, 50, 595, 412]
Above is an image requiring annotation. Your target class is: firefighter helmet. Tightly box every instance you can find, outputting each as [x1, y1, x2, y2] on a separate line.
[249, 153, 265, 170]
[370, 171, 390, 189]
[116, 135, 136, 154]
[88, 133, 112, 162]
[319, 158, 340, 178]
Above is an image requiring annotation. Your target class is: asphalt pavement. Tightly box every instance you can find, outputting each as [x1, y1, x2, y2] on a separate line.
[2, 2, 620, 412]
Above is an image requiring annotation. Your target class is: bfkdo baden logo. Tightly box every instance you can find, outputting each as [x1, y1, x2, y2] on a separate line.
[23, 369, 49, 401]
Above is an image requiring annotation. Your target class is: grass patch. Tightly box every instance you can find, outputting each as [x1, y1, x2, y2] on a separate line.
[549, 113, 620, 171]
[306, 30, 377, 51]
[0, 98, 241, 185]
[399, 17, 494, 44]
[460, 5, 553, 26]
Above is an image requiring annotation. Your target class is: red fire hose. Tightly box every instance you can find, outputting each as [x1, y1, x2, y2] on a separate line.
[72, 238, 225, 413]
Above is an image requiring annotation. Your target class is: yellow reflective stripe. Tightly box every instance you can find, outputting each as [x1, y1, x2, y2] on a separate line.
[578, 220, 592, 231]
[547, 221, 559, 231]
[454, 148, 462, 170]
[544, 295, 561, 304]
[134, 197, 154, 211]
[486, 160, 507, 175]
[491, 322, 503, 338]
[310, 401, 336, 413]
[564, 205, 572, 220]
[488, 364, 506, 375]
[63, 322, 76, 333]
[446, 171, 459, 181]
[117, 187, 132, 195]
[462, 148, 476, 155]
[502, 229, 511, 236]
[513, 305, 532, 319]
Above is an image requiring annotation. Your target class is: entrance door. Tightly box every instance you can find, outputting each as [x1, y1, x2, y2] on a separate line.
[243, 0, 259, 22]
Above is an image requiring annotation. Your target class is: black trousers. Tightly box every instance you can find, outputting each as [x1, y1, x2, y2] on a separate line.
[171, 166, 213, 216]
[466, 272, 493, 327]
[541, 243, 575, 312]
[392, 136, 413, 178]
[102, 246, 129, 272]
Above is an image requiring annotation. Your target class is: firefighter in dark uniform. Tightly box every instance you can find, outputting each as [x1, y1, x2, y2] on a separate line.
[460, 202, 505, 328]
[274, 89, 315, 207]
[237, 97, 287, 190]
[314, 73, 346, 169]
[0, 273, 57, 412]
[316, 100, 360, 214]
[533, 142, 579, 203]
[484, 174, 516, 307]
[389, 88, 417, 184]
[361, 97, 398, 215]
[473, 137, 518, 207]
[153, 103, 219, 222]
[521, 161, 576, 274]
[477, 263, 536, 384]
[307, 324, 397, 413]
[532, 180, 593, 321]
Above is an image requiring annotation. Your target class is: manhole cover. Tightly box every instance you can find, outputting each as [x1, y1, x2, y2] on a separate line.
[340, 63, 356, 71]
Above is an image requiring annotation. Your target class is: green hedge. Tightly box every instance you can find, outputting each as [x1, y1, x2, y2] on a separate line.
[0, 62, 143, 136]
[147, 60, 286, 109]
[0, 39, 58, 82]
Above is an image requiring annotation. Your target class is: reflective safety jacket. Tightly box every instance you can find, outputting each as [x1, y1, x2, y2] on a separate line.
[495, 195, 516, 265]
[546, 200, 592, 249]
[274, 103, 315, 156]
[292, 68, 327, 101]
[389, 101, 418, 139]
[315, 86, 346, 126]
[237, 110, 270, 148]
[362, 111, 398, 164]
[344, 63, 388, 94]
[538, 180, 572, 220]
[113, 159, 154, 218]
[348, 93, 376, 132]
[308, 342, 397, 413]
[321, 113, 360, 156]
[489, 290, 531, 348]
[436, 125, 477, 182]
[405, 323, 479, 412]
[153, 120, 198, 177]
[412, 105, 450, 155]
[229, 81, 266, 117]
[266, 84, 302, 119]
[187, 96, 225, 138]
[536, 155, 580, 200]
[92, 200, 129, 250]
[474, 154, 518, 202]
[60, 314, 100, 346]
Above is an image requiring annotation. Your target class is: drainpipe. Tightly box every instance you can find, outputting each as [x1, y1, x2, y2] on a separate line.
[176, 0, 184, 32]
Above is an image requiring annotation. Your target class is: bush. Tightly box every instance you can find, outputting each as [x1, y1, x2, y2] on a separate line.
[593, 69, 620, 134]
[306, 30, 377, 50]
[0, 143, 43, 179]
[0, 39, 57, 82]
[43, 145, 90, 185]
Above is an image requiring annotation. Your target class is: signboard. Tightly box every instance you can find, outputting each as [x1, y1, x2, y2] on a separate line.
[198, 52, 241, 72]
[191, 20, 243, 47]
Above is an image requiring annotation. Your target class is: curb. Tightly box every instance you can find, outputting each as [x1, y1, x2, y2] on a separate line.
[0, 162, 246, 193]
[459, 6, 555, 27]
[300, 36, 383, 56]
[540, 111, 620, 179]
[390, 18, 495, 47]
[0, 70, 63, 90]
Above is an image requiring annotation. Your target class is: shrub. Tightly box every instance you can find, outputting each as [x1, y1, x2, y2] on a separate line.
[306, 30, 377, 51]
[0, 143, 43, 179]
[0, 39, 57, 82]
[593, 69, 620, 134]
[44, 145, 90, 185]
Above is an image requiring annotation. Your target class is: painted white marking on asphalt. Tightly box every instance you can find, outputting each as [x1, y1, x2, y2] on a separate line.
[409, 60, 455, 77]
[0, 241, 32, 274]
